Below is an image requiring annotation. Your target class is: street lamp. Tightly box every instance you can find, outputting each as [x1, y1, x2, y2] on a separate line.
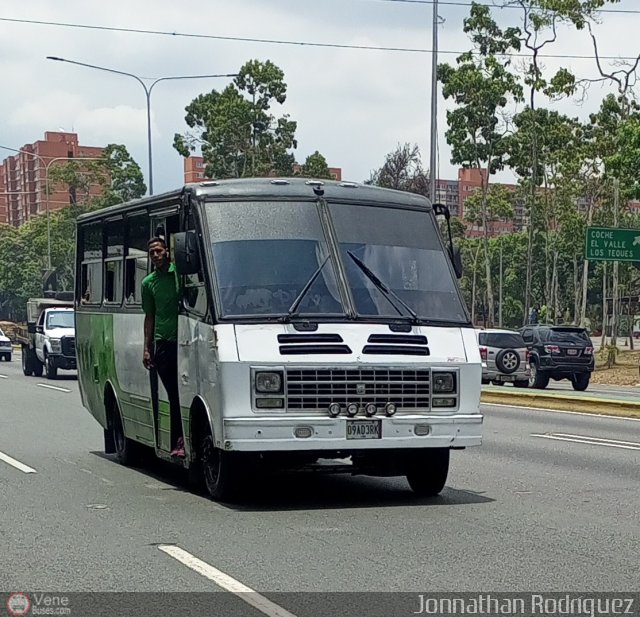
[0, 144, 106, 270]
[46, 56, 238, 195]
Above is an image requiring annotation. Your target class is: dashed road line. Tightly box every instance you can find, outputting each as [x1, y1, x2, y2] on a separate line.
[0, 450, 37, 474]
[0, 375, 7, 379]
[532, 432, 640, 451]
[159, 545, 298, 617]
[37, 383, 71, 393]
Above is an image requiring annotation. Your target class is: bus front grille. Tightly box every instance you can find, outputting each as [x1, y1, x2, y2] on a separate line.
[285, 368, 430, 413]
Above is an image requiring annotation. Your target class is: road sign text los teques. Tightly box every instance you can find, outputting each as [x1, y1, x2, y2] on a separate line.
[585, 227, 640, 262]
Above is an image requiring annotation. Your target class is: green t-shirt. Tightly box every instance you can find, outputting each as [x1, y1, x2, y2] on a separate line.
[141, 263, 180, 342]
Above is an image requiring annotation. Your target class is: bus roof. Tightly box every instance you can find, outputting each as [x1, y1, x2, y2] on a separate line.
[76, 177, 432, 224]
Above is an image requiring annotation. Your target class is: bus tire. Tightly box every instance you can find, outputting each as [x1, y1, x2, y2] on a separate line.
[406, 448, 450, 497]
[200, 433, 245, 502]
[109, 395, 138, 466]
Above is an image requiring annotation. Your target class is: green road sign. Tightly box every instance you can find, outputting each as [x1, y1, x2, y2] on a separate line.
[585, 227, 640, 262]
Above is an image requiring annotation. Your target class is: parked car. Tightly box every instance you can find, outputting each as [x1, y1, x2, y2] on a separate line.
[520, 325, 594, 391]
[0, 327, 12, 361]
[477, 329, 530, 387]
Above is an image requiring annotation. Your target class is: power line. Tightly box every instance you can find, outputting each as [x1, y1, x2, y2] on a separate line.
[364, 0, 640, 13]
[0, 15, 639, 60]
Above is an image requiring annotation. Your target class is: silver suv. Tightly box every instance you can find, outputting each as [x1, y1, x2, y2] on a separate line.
[477, 329, 530, 387]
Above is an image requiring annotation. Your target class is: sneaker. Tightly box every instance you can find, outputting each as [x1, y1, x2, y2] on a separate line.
[170, 437, 185, 458]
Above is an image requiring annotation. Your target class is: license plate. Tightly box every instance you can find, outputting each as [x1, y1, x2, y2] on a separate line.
[567, 349, 578, 356]
[497, 375, 515, 381]
[346, 420, 381, 440]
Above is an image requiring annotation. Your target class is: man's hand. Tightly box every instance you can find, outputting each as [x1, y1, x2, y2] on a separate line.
[143, 348, 154, 369]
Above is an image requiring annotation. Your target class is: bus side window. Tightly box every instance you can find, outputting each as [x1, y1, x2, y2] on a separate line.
[79, 223, 103, 305]
[104, 219, 124, 305]
[183, 271, 207, 316]
[125, 213, 150, 304]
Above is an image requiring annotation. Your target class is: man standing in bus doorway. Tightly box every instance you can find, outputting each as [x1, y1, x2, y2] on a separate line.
[142, 237, 185, 458]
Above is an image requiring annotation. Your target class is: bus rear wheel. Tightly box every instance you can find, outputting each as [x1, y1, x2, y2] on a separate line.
[110, 398, 138, 466]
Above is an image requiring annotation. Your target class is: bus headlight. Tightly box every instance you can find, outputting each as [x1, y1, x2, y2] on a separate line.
[432, 372, 456, 393]
[255, 371, 283, 393]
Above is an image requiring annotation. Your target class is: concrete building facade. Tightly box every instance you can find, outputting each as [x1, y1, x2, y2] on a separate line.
[0, 132, 105, 227]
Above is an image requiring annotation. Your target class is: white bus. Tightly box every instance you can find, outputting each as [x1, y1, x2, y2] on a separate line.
[75, 178, 483, 501]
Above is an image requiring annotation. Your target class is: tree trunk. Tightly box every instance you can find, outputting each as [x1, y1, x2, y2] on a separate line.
[550, 250, 558, 323]
[580, 197, 594, 327]
[573, 256, 579, 323]
[471, 244, 481, 324]
[611, 179, 620, 346]
[480, 176, 495, 327]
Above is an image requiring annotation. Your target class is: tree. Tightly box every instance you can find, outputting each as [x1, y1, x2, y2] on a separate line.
[173, 59, 298, 179]
[299, 151, 332, 179]
[438, 2, 523, 326]
[367, 143, 429, 195]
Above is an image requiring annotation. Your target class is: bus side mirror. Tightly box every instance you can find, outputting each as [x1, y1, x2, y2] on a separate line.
[452, 245, 463, 279]
[174, 231, 200, 275]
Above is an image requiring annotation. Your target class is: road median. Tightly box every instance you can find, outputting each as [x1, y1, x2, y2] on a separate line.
[481, 389, 640, 419]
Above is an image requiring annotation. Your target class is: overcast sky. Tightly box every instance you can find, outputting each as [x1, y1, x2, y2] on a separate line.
[1, 0, 638, 194]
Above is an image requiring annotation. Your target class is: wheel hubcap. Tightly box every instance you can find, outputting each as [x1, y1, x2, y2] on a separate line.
[202, 436, 220, 487]
[503, 352, 517, 370]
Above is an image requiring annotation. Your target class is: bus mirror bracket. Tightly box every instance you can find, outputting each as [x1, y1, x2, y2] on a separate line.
[174, 231, 200, 275]
[433, 203, 463, 279]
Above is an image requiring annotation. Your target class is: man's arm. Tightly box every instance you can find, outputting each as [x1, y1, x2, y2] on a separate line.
[141, 280, 155, 369]
[143, 314, 155, 368]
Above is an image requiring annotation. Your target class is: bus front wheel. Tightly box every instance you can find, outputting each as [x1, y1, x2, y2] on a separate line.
[405, 448, 450, 497]
[201, 434, 247, 502]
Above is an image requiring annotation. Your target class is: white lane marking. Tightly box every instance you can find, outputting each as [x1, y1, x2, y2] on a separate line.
[37, 383, 71, 393]
[0, 375, 7, 379]
[159, 545, 298, 617]
[485, 402, 640, 422]
[0, 451, 37, 474]
[532, 433, 640, 451]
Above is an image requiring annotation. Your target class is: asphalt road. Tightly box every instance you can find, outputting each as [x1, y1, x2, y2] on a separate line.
[0, 353, 638, 614]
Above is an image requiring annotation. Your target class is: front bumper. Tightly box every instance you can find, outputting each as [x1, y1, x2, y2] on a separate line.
[50, 355, 77, 370]
[222, 413, 483, 452]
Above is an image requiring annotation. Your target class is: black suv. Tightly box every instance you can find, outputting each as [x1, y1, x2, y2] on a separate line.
[520, 325, 595, 391]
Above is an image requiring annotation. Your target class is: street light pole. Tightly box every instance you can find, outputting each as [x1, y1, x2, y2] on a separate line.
[429, 0, 439, 205]
[46, 57, 237, 196]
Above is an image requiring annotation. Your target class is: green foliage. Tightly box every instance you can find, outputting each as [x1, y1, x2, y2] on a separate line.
[463, 184, 514, 226]
[0, 145, 144, 321]
[173, 59, 298, 179]
[299, 151, 332, 179]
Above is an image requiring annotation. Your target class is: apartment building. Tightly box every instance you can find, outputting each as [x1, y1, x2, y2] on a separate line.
[0, 131, 105, 227]
[184, 155, 342, 184]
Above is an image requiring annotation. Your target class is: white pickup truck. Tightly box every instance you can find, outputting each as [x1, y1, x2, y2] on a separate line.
[0, 327, 12, 362]
[17, 297, 77, 379]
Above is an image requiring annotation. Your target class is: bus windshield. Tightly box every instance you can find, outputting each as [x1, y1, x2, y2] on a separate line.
[329, 203, 468, 323]
[206, 200, 468, 323]
[206, 201, 346, 318]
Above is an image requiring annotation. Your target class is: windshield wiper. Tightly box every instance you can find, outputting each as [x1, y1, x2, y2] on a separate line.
[282, 254, 331, 321]
[347, 251, 421, 324]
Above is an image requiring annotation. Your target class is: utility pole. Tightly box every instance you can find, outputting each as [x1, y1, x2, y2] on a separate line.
[429, 0, 439, 205]
[612, 178, 620, 346]
[499, 240, 503, 327]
